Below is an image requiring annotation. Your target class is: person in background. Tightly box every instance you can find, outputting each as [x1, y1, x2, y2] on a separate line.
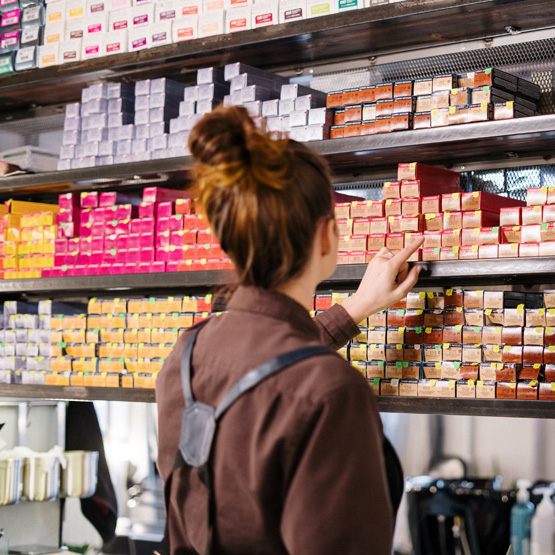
[156, 105, 424, 555]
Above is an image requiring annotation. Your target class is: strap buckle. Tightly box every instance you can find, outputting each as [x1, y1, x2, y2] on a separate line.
[179, 401, 216, 468]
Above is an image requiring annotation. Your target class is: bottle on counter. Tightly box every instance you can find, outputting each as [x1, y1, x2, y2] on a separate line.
[531, 488, 555, 555]
[511, 479, 535, 555]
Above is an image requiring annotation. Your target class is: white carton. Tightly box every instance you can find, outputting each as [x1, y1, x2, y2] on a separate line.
[109, 0, 132, 9]
[251, 1, 277, 27]
[172, 15, 197, 41]
[202, 0, 223, 11]
[130, 2, 154, 26]
[60, 37, 82, 61]
[81, 32, 103, 58]
[278, 0, 305, 22]
[197, 10, 222, 36]
[156, 0, 177, 20]
[0, 146, 59, 172]
[85, 12, 108, 33]
[178, 0, 201, 15]
[87, 0, 107, 15]
[44, 21, 65, 43]
[65, 18, 84, 39]
[128, 25, 150, 49]
[306, 0, 336, 17]
[46, 1, 65, 24]
[105, 29, 128, 54]
[65, 0, 85, 19]
[109, 8, 129, 30]
[38, 42, 60, 67]
[150, 20, 172, 46]
[225, 6, 250, 32]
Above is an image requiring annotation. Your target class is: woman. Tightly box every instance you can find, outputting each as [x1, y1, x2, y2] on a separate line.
[156, 105, 423, 555]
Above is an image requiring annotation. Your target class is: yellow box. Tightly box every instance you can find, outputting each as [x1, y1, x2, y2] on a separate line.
[2, 214, 21, 229]
[51, 357, 72, 372]
[128, 299, 146, 314]
[72, 358, 98, 373]
[88, 298, 103, 315]
[122, 374, 134, 388]
[124, 329, 139, 343]
[6, 200, 59, 215]
[50, 331, 63, 343]
[123, 344, 138, 358]
[138, 313, 153, 328]
[3, 256, 18, 270]
[86, 329, 100, 343]
[99, 358, 125, 373]
[87, 315, 101, 328]
[4, 242, 18, 256]
[45, 372, 58, 386]
[43, 226, 56, 241]
[127, 314, 140, 328]
[70, 373, 85, 386]
[151, 328, 164, 343]
[85, 373, 106, 387]
[20, 228, 42, 242]
[137, 329, 151, 343]
[106, 373, 120, 388]
[56, 373, 71, 386]
[182, 296, 198, 312]
[62, 329, 86, 343]
[135, 373, 157, 389]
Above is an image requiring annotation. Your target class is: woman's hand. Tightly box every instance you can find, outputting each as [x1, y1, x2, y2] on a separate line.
[340, 238, 425, 324]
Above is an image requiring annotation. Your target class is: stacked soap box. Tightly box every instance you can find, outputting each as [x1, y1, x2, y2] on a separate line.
[2, 200, 59, 279]
[41, 294, 218, 388]
[319, 288, 555, 401]
[499, 186, 555, 258]
[0, 299, 86, 384]
[47, 186, 233, 278]
[327, 68, 541, 138]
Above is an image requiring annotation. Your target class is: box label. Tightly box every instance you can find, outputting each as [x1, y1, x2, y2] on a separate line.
[2, 9, 20, 26]
[88, 23, 102, 32]
[181, 5, 198, 14]
[132, 37, 147, 48]
[69, 7, 84, 17]
[90, 2, 104, 12]
[310, 3, 330, 15]
[160, 9, 175, 19]
[85, 45, 100, 55]
[63, 50, 77, 60]
[230, 17, 246, 29]
[152, 31, 167, 43]
[21, 27, 39, 43]
[0, 56, 12, 74]
[177, 27, 194, 39]
[46, 32, 60, 43]
[255, 12, 273, 24]
[1, 29, 19, 47]
[22, 5, 40, 22]
[113, 20, 127, 29]
[133, 14, 148, 25]
[106, 42, 121, 52]
[284, 7, 302, 19]
[70, 29, 84, 38]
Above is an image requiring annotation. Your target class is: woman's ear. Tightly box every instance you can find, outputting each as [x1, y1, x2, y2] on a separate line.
[320, 217, 337, 257]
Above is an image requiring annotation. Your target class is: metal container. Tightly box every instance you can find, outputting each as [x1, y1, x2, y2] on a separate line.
[23, 456, 60, 502]
[0, 458, 22, 505]
[60, 450, 99, 498]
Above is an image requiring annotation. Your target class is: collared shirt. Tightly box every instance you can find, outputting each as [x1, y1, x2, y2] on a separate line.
[156, 286, 393, 555]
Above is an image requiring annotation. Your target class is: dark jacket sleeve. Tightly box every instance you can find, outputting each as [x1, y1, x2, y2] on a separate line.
[313, 303, 360, 350]
[280, 382, 393, 555]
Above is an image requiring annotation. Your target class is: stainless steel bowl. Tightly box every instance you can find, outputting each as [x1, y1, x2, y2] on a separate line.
[60, 450, 99, 498]
[23, 456, 60, 502]
[0, 458, 22, 505]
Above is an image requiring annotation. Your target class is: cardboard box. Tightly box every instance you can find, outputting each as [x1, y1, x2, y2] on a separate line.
[500, 207, 521, 226]
[461, 191, 525, 212]
[443, 211, 462, 230]
[476, 380, 496, 399]
[424, 213, 443, 231]
[522, 205, 543, 225]
[442, 192, 461, 212]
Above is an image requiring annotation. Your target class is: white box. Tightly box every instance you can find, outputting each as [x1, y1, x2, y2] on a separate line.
[85, 12, 108, 33]
[225, 6, 250, 32]
[81, 33, 103, 58]
[134, 0, 153, 5]
[178, 0, 201, 15]
[226, 0, 251, 8]
[278, 0, 305, 22]
[44, 21, 65, 43]
[128, 25, 150, 50]
[109, 8, 129, 30]
[65, 18, 84, 38]
[198, 10, 223, 36]
[202, 0, 223, 11]
[46, 1, 65, 23]
[65, 0, 85, 19]
[109, 0, 132, 9]
[130, 3, 154, 26]
[172, 15, 197, 41]
[251, 1, 277, 27]
[60, 38, 82, 62]
[87, 0, 107, 15]
[105, 29, 128, 54]
[156, 0, 177, 20]
[337, 0, 360, 11]
[0, 146, 59, 172]
[150, 20, 172, 46]
[306, 0, 336, 17]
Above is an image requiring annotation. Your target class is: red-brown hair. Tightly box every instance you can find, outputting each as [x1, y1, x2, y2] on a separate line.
[189, 105, 334, 289]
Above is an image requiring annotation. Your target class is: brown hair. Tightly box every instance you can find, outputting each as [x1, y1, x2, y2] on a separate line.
[188, 105, 334, 290]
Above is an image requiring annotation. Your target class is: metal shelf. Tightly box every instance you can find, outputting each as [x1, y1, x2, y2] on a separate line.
[0, 0, 552, 110]
[1, 385, 554, 417]
[3, 115, 555, 197]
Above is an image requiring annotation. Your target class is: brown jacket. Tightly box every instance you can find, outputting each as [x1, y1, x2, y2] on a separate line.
[156, 286, 393, 555]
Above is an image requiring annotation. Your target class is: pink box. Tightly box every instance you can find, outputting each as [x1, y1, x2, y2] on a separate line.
[139, 233, 154, 247]
[81, 191, 98, 208]
[68, 238, 79, 251]
[90, 251, 103, 265]
[157, 202, 173, 218]
[170, 230, 184, 246]
[183, 214, 199, 230]
[104, 234, 117, 250]
[139, 203, 155, 218]
[103, 249, 117, 264]
[169, 245, 183, 261]
[56, 209, 76, 225]
[105, 206, 118, 221]
[74, 265, 88, 276]
[88, 264, 101, 275]
[99, 192, 141, 207]
[156, 246, 170, 261]
[157, 217, 171, 233]
[112, 263, 125, 275]
[169, 214, 184, 230]
[127, 248, 140, 263]
[99, 192, 117, 207]
[116, 220, 130, 235]
[124, 262, 139, 274]
[99, 263, 112, 275]
[91, 208, 107, 223]
[128, 234, 140, 249]
[116, 249, 126, 263]
[152, 261, 166, 272]
[61, 265, 75, 277]
[167, 260, 179, 272]
[54, 254, 66, 266]
[79, 251, 92, 265]
[57, 222, 76, 238]
[92, 222, 104, 236]
[59, 193, 80, 210]
[130, 219, 142, 234]
[137, 262, 151, 273]
[80, 210, 94, 224]
[140, 247, 155, 262]
[42, 269, 51, 277]
[117, 234, 128, 250]
[139, 217, 155, 234]
[79, 237, 93, 251]
[156, 231, 171, 247]
[66, 252, 79, 265]
[55, 239, 68, 254]
[50, 266, 63, 277]
[91, 236, 103, 250]
[143, 187, 191, 203]
[116, 204, 137, 220]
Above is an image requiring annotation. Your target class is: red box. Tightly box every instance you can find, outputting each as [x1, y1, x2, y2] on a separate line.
[176, 198, 194, 215]
[198, 229, 216, 244]
[461, 191, 525, 212]
[500, 207, 521, 226]
[143, 187, 192, 204]
[522, 205, 543, 225]
[397, 163, 460, 193]
[183, 214, 200, 230]
[139, 202, 155, 218]
[80, 191, 98, 208]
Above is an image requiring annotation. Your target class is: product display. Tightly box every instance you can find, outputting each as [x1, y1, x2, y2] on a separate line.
[327, 69, 540, 137]
[327, 286, 555, 400]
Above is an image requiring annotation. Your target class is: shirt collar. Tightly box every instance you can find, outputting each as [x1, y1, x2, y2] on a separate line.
[227, 285, 320, 340]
